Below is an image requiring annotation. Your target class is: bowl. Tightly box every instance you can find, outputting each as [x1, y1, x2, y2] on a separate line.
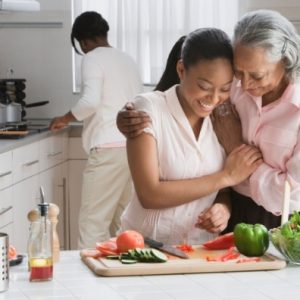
[269, 228, 300, 265]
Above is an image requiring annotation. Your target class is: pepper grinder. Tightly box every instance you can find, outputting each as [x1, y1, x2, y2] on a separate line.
[27, 203, 60, 263]
[48, 203, 60, 263]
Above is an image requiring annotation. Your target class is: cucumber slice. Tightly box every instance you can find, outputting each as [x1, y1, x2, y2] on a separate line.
[121, 258, 138, 264]
[150, 248, 168, 262]
[105, 255, 120, 260]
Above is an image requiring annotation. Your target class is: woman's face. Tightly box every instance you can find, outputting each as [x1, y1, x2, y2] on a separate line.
[177, 58, 233, 119]
[234, 43, 286, 98]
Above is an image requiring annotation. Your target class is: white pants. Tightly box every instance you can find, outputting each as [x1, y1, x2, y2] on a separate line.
[78, 147, 132, 249]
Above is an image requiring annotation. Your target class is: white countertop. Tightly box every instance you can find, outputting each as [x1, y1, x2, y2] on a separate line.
[4, 250, 300, 300]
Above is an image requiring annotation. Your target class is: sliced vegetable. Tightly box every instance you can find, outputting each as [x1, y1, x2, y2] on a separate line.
[206, 247, 240, 262]
[203, 233, 235, 250]
[81, 249, 103, 258]
[104, 247, 168, 264]
[8, 245, 18, 261]
[176, 244, 194, 252]
[116, 230, 145, 253]
[234, 223, 269, 257]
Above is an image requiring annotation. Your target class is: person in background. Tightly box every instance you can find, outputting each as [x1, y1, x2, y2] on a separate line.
[119, 28, 262, 245]
[50, 11, 142, 249]
[117, 10, 300, 233]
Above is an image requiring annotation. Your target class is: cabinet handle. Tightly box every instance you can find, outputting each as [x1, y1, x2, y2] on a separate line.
[0, 205, 13, 216]
[0, 170, 12, 178]
[23, 159, 39, 167]
[47, 151, 63, 157]
[59, 177, 69, 250]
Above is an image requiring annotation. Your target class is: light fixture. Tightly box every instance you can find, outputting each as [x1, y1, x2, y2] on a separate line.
[0, 0, 40, 11]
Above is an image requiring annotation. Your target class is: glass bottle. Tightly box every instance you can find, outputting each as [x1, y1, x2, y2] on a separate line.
[27, 187, 53, 282]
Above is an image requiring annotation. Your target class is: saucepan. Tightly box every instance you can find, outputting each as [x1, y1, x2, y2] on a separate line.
[6, 101, 49, 123]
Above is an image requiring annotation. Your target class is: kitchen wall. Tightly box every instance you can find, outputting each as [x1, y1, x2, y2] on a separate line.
[0, 0, 77, 119]
[0, 0, 300, 119]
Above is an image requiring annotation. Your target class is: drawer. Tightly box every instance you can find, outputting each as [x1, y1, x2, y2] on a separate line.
[40, 132, 68, 171]
[12, 141, 40, 183]
[0, 187, 13, 228]
[0, 151, 13, 190]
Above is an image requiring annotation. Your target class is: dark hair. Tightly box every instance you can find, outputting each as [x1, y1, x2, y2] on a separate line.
[71, 11, 109, 54]
[155, 36, 186, 92]
[181, 28, 233, 69]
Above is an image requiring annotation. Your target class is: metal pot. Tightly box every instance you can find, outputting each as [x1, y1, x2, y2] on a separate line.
[6, 102, 22, 123]
[0, 103, 7, 125]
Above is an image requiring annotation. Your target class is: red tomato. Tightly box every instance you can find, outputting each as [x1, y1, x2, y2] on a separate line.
[202, 232, 235, 250]
[116, 230, 144, 253]
[8, 245, 18, 260]
[81, 249, 103, 258]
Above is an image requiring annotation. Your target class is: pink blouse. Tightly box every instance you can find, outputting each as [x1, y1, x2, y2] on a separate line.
[231, 78, 300, 215]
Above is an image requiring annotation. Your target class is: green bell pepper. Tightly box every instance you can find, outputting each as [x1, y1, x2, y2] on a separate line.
[234, 223, 269, 257]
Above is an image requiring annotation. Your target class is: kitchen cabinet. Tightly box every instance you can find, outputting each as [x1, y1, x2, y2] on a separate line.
[68, 137, 87, 249]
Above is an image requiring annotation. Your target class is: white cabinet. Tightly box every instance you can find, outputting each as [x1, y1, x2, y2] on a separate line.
[0, 187, 14, 244]
[13, 175, 39, 252]
[68, 137, 87, 249]
[40, 162, 68, 250]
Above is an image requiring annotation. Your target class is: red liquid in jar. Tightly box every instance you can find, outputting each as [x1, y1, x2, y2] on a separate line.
[29, 258, 53, 281]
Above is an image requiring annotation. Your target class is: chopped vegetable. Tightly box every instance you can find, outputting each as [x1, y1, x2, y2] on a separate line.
[206, 247, 240, 262]
[106, 248, 168, 264]
[176, 244, 194, 252]
[234, 223, 269, 257]
[202, 233, 235, 250]
[8, 245, 18, 261]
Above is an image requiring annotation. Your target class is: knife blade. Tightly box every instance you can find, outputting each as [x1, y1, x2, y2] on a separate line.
[144, 237, 189, 259]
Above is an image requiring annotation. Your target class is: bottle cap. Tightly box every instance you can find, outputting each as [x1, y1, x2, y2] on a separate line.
[38, 186, 49, 217]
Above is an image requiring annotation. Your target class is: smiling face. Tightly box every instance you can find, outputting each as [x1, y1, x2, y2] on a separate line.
[234, 43, 287, 101]
[177, 58, 233, 119]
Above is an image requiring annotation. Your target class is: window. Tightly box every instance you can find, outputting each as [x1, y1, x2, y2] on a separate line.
[72, 0, 239, 92]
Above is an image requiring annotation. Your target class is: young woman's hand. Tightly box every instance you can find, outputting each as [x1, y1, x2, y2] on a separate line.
[195, 202, 231, 233]
[223, 144, 263, 186]
[116, 102, 151, 138]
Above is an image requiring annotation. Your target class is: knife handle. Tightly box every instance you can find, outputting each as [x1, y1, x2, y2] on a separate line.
[144, 237, 163, 248]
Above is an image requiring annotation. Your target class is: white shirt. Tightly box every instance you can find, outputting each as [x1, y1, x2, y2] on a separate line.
[121, 86, 226, 245]
[72, 47, 142, 153]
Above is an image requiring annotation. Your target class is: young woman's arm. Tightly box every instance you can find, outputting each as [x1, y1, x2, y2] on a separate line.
[127, 132, 262, 209]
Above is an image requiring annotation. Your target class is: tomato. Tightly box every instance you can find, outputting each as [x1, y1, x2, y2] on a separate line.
[116, 230, 144, 253]
[96, 240, 119, 256]
[202, 232, 235, 250]
[8, 245, 18, 260]
[176, 244, 194, 252]
[81, 249, 103, 258]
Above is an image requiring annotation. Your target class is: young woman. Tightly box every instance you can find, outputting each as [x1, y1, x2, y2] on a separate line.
[50, 11, 142, 249]
[120, 28, 262, 245]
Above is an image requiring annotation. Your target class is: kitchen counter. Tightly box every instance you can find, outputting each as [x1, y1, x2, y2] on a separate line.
[0, 120, 83, 154]
[5, 250, 300, 300]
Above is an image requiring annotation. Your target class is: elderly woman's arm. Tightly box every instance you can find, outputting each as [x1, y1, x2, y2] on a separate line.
[211, 100, 244, 154]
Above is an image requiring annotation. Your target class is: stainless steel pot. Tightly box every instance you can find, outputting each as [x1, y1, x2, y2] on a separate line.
[0, 103, 7, 125]
[6, 102, 22, 123]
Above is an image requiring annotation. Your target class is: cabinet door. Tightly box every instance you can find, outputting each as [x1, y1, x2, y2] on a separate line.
[68, 160, 86, 250]
[13, 175, 39, 253]
[0, 187, 14, 245]
[39, 162, 68, 250]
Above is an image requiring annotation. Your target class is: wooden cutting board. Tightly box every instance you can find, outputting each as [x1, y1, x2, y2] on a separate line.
[80, 246, 286, 277]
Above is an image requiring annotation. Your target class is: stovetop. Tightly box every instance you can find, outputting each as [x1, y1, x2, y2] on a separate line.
[0, 120, 50, 139]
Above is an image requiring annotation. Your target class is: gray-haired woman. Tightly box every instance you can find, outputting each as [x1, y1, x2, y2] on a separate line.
[214, 9, 300, 231]
[117, 9, 300, 232]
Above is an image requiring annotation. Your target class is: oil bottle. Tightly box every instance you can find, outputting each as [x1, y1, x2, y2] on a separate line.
[28, 187, 53, 281]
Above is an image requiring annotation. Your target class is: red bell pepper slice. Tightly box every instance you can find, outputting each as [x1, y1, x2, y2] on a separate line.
[203, 232, 235, 250]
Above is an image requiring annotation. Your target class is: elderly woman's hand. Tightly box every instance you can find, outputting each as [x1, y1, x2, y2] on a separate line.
[211, 100, 244, 154]
[116, 102, 151, 138]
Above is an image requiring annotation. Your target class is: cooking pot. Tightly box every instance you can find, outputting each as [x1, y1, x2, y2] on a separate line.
[5, 101, 49, 123]
[6, 102, 22, 123]
[0, 104, 7, 125]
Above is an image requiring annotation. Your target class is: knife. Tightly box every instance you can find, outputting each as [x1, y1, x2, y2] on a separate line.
[144, 237, 189, 259]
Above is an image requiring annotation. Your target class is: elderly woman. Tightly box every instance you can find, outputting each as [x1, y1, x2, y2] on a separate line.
[117, 10, 300, 231]
[213, 9, 300, 230]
